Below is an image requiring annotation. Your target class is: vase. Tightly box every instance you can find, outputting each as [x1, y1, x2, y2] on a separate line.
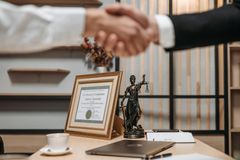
[96, 66, 107, 73]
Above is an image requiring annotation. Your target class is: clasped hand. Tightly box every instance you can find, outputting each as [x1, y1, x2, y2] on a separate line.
[84, 4, 159, 57]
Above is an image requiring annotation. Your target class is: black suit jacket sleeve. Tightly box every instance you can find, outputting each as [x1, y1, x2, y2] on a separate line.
[167, 1, 240, 51]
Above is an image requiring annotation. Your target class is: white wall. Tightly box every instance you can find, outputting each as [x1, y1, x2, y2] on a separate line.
[101, 0, 116, 7]
[0, 0, 117, 130]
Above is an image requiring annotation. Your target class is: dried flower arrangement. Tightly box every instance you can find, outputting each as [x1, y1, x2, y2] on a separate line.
[80, 37, 113, 71]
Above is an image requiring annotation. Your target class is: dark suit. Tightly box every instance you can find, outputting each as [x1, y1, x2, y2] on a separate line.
[168, 0, 240, 51]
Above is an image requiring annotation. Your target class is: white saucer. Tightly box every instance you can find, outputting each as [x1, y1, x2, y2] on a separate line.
[40, 147, 72, 156]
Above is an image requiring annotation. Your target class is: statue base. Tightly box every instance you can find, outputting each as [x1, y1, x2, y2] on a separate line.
[123, 128, 144, 139]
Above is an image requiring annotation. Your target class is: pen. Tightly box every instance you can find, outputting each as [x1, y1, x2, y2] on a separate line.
[151, 153, 172, 159]
[152, 129, 179, 132]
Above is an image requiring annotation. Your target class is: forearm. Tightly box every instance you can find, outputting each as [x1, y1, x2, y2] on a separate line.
[121, 95, 126, 103]
[167, 4, 240, 51]
[121, 90, 129, 105]
[0, 1, 85, 53]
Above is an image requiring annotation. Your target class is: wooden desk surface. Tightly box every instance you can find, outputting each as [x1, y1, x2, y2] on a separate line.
[29, 135, 233, 160]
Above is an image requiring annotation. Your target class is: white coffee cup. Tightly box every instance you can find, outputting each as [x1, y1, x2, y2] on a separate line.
[46, 133, 69, 152]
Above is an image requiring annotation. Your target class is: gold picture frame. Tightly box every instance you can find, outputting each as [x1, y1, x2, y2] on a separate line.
[65, 71, 122, 139]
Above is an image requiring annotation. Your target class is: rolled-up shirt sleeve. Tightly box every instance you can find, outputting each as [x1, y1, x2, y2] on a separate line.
[0, 1, 85, 53]
[155, 15, 175, 49]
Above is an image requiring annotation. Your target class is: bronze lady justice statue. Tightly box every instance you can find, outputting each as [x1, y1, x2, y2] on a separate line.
[120, 74, 148, 138]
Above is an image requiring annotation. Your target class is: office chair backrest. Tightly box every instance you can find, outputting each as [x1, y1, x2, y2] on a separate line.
[0, 136, 4, 154]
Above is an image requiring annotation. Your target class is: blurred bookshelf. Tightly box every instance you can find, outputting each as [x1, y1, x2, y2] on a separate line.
[228, 42, 240, 159]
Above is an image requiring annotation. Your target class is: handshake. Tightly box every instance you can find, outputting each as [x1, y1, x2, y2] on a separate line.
[84, 4, 160, 57]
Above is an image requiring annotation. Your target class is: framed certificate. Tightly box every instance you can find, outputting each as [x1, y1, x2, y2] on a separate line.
[65, 72, 122, 139]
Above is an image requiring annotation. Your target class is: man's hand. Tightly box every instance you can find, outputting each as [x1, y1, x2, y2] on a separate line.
[105, 4, 159, 43]
[106, 4, 149, 29]
[84, 8, 150, 56]
[94, 4, 160, 57]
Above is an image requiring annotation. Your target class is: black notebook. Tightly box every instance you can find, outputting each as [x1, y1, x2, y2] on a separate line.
[86, 140, 175, 159]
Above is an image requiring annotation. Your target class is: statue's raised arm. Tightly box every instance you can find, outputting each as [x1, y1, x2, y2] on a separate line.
[136, 74, 148, 90]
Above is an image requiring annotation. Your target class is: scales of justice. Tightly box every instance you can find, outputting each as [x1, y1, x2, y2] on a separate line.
[120, 74, 149, 138]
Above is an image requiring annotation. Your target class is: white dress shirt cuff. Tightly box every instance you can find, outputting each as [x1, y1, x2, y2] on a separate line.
[41, 7, 86, 47]
[155, 15, 175, 48]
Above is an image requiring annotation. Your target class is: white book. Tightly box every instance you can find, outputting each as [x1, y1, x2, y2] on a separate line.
[146, 132, 195, 143]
